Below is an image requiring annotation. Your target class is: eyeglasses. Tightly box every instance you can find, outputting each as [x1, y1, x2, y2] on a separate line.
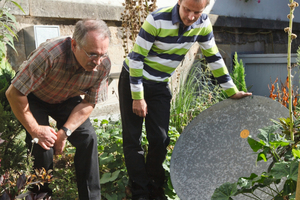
[81, 47, 108, 60]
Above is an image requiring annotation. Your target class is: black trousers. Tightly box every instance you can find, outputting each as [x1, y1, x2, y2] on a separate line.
[25, 93, 101, 200]
[118, 67, 171, 198]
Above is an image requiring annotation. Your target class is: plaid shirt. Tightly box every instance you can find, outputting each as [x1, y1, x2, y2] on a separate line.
[12, 37, 111, 104]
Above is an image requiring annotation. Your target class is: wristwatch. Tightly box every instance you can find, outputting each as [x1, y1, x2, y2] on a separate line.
[62, 126, 72, 137]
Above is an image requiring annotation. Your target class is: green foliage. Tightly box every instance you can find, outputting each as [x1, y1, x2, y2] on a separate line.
[0, 0, 26, 174]
[87, 118, 180, 200]
[0, 0, 25, 58]
[230, 52, 248, 92]
[170, 59, 227, 133]
[1, 143, 52, 200]
[0, 2, 44, 200]
[93, 119, 128, 200]
[212, 117, 300, 200]
[0, 64, 26, 175]
[51, 144, 78, 200]
[162, 125, 180, 199]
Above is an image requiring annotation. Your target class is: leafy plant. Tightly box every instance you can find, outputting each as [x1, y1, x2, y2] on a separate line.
[0, 0, 27, 175]
[0, 0, 25, 62]
[1, 140, 53, 200]
[269, 77, 298, 116]
[162, 125, 180, 199]
[51, 143, 78, 200]
[231, 52, 248, 93]
[212, 1, 300, 199]
[170, 59, 227, 133]
[0, 63, 27, 176]
[0, 169, 52, 200]
[90, 118, 180, 200]
[93, 119, 128, 200]
[212, 119, 300, 199]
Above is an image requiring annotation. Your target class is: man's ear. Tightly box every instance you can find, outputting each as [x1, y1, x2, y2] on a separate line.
[71, 39, 77, 52]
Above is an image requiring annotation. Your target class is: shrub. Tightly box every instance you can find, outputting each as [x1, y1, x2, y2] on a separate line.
[170, 59, 227, 133]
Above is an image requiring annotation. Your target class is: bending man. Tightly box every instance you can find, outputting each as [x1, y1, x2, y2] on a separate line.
[6, 19, 111, 200]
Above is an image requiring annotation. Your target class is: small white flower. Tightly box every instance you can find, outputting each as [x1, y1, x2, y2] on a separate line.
[31, 138, 39, 144]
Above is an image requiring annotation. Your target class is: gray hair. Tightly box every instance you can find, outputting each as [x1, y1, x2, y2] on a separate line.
[72, 19, 111, 47]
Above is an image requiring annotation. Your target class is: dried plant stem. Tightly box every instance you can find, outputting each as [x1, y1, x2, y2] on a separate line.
[288, 0, 300, 199]
[288, 0, 295, 141]
[120, 0, 157, 57]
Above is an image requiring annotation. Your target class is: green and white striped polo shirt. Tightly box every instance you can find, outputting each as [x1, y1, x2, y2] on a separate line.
[123, 3, 238, 100]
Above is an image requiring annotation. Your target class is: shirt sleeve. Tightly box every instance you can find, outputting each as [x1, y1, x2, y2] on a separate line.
[11, 47, 51, 96]
[126, 14, 157, 100]
[198, 16, 238, 97]
[84, 57, 111, 104]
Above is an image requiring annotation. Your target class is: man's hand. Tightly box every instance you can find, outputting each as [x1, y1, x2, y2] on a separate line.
[32, 125, 57, 150]
[230, 91, 252, 99]
[53, 129, 68, 155]
[132, 99, 147, 118]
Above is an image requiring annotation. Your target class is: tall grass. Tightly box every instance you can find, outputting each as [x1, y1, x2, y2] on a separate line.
[170, 60, 227, 133]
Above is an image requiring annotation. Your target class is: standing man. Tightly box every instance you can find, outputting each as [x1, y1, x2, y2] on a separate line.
[6, 19, 111, 200]
[118, 0, 252, 199]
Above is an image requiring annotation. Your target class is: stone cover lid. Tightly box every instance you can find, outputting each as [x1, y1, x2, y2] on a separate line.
[170, 95, 290, 200]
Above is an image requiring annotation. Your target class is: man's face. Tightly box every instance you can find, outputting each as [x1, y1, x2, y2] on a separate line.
[178, 0, 207, 27]
[72, 31, 109, 71]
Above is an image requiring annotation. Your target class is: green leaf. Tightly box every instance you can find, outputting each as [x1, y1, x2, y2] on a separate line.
[282, 179, 297, 197]
[292, 149, 300, 159]
[257, 125, 280, 146]
[100, 170, 120, 184]
[100, 153, 114, 165]
[110, 170, 121, 182]
[270, 161, 298, 181]
[5, 11, 17, 24]
[0, 41, 6, 54]
[269, 140, 292, 149]
[101, 119, 109, 125]
[248, 137, 264, 152]
[101, 132, 110, 139]
[11, 1, 26, 14]
[100, 173, 112, 184]
[211, 182, 237, 200]
[106, 193, 118, 200]
[257, 151, 267, 162]
[3, 24, 17, 38]
[237, 173, 258, 188]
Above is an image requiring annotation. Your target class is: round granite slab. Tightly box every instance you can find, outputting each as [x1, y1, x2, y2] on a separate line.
[170, 95, 290, 200]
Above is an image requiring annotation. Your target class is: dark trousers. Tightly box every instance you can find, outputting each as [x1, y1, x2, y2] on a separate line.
[118, 67, 171, 198]
[25, 93, 101, 200]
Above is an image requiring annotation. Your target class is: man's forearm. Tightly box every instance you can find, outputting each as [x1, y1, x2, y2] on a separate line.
[5, 85, 39, 136]
[62, 100, 95, 132]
